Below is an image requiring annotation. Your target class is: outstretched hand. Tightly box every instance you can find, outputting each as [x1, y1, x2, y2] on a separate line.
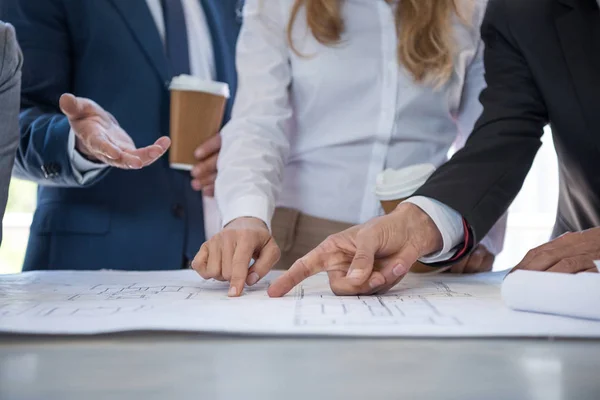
[60, 93, 171, 169]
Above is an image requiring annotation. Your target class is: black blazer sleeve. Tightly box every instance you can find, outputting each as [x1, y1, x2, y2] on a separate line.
[414, 0, 549, 244]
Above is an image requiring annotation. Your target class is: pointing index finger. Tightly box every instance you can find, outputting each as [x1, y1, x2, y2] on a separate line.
[267, 248, 325, 298]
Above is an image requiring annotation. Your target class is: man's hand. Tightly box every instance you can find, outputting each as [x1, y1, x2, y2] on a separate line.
[512, 228, 600, 273]
[60, 93, 170, 169]
[190, 134, 221, 197]
[268, 203, 444, 298]
[191, 217, 281, 297]
[449, 244, 495, 274]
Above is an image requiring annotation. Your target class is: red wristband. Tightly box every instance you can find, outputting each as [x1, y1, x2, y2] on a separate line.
[449, 218, 471, 262]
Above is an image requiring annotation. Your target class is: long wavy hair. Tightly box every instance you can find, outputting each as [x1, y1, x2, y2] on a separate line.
[287, 0, 470, 86]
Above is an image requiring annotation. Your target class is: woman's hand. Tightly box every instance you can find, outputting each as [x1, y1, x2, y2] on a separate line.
[191, 217, 281, 297]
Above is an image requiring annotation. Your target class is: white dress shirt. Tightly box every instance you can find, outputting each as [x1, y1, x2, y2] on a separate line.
[68, 0, 221, 238]
[217, 0, 504, 260]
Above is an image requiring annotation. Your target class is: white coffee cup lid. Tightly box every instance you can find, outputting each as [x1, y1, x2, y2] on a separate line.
[169, 75, 230, 98]
[375, 164, 436, 201]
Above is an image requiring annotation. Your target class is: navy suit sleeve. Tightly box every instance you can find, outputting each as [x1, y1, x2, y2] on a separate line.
[4, 0, 109, 187]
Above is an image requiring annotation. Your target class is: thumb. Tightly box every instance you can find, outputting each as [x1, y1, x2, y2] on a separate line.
[380, 244, 421, 282]
[345, 231, 379, 285]
[59, 93, 82, 118]
[60, 94, 101, 121]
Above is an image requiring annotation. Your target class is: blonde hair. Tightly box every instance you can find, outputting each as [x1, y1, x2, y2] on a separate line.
[287, 0, 470, 86]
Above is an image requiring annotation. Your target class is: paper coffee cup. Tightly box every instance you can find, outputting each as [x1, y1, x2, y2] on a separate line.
[376, 164, 438, 274]
[375, 164, 436, 214]
[169, 75, 230, 170]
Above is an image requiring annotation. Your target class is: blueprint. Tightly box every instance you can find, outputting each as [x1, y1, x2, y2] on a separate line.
[1, 270, 599, 337]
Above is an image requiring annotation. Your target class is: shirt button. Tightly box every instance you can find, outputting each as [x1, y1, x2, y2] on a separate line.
[172, 204, 185, 219]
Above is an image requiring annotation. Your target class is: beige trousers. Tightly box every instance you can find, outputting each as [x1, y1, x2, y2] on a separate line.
[271, 208, 353, 270]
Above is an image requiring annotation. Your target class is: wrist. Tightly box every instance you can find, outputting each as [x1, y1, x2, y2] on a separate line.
[225, 217, 268, 231]
[392, 202, 443, 256]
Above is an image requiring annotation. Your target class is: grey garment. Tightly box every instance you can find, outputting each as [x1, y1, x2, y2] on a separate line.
[0, 22, 23, 245]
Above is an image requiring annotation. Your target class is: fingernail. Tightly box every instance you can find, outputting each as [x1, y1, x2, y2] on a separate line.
[228, 287, 238, 297]
[195, 149, 204, 159]
[347, 269, 365, 280]
[393, 264, 407, 277]
[127, 164, 134, 169]
[247, 273, 260, 286]
[369, 276, 385, 289]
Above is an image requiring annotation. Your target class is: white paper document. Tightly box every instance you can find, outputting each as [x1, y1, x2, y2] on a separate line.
[503, 270, 600, 321]
[1, 270, 600, 337]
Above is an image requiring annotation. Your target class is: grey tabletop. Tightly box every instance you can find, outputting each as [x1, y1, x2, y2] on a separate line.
[0, 334, 599, 400]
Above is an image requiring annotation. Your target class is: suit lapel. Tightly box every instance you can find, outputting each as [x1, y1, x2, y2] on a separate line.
[555, 0, 600, 146]
[108, 0, 170, 83]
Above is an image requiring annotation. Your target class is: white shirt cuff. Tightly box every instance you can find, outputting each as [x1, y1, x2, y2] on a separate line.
[68, 129, 109, 184]
[220, 195, 274, 231]
[403, 196, 465, 263]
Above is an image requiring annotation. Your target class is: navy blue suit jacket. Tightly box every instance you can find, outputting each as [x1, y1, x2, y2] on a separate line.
[3, 0, 241, 271]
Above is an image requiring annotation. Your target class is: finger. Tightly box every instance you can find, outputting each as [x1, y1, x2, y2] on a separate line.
[202, 185, 215, 198]
[82, 132, 124, 162]
[329, 270, 387, 296]
[197, 172, 218, 188]
[190, 174, 218, 192]
[118, 151, 145, 169]
[462, 248, 485, 274]
[373, 273, 405, 295]
[220, 234, 236, 282]
[194, 134, 222, 160]
[268, 249, 326, 298]
[513, 247, 563, 272]
[477, 251, 495, 273]
[205, 238, 223, 280]
[191, 179, 202, 192]
[344, 232, 378, 285]
[191, 154, 218, 179]
[547, 257, 593, 274]
[581, 268, 599, 273]
[228, 243, 255, 297]
[378, 244, 420, 286]
[449, 258, 468, 274]
[247, 239, 280, 286]
[191, 243, 210, 279]
[127, 139, 171, 167]
[59, 94, 102, 120]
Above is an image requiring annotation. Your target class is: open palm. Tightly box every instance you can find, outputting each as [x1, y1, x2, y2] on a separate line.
[60, 93, 171, 169]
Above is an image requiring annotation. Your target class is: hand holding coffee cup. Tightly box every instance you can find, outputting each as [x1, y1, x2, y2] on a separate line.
[191, 134, 222, 196]
[169, 76, 229, 195]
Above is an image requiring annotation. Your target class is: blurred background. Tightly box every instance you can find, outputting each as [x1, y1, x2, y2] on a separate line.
[0, 127, 558, 275]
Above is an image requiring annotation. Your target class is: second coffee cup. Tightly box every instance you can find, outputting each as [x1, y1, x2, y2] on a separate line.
[169, 75, 230, 170]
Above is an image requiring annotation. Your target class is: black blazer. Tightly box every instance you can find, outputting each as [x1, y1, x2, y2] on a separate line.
[415, 0, 600, 245]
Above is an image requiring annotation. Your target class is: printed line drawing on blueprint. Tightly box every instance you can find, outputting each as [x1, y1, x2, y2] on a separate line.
[294, 280, 472, 327]
[0, 303, 154, 318]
